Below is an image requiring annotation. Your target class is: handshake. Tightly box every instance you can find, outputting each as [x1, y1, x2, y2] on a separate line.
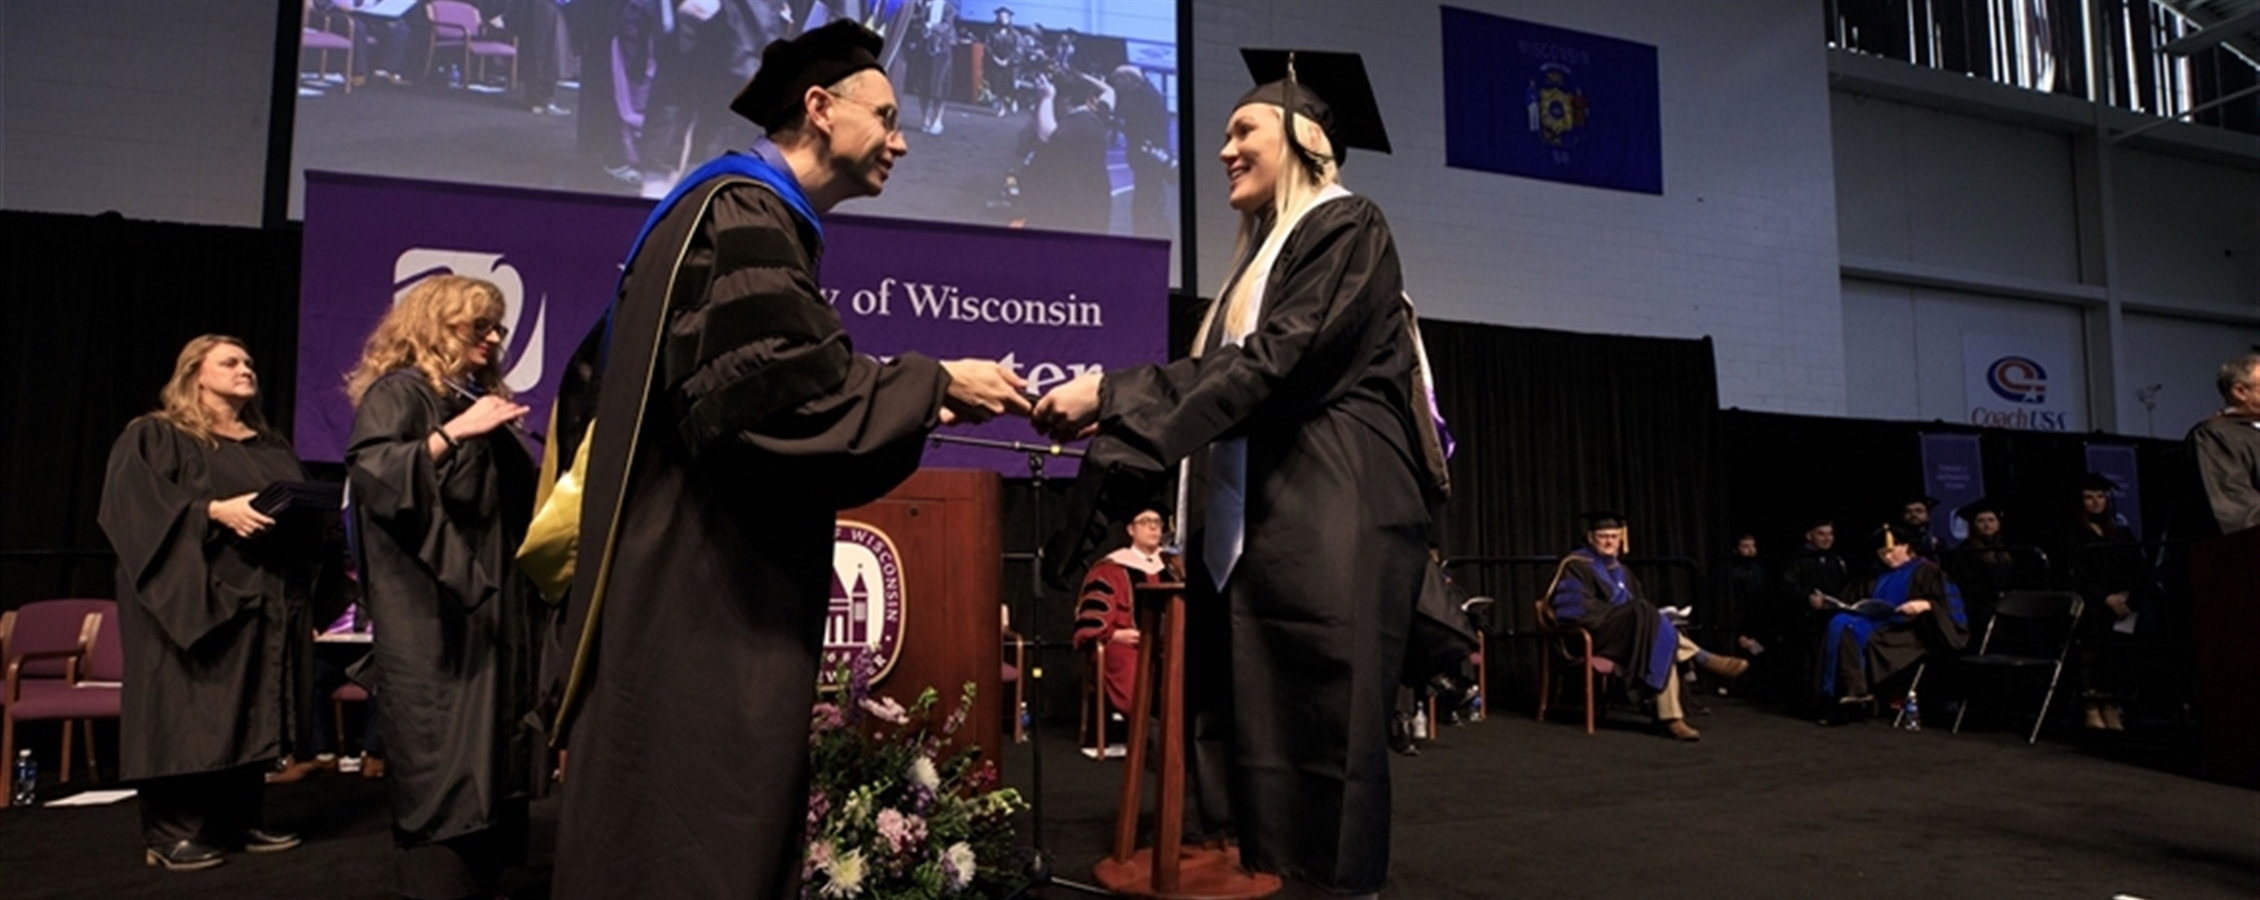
[936, 359, 1103, 441]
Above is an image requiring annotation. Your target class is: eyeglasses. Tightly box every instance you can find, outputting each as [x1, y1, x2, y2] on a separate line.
[1131, 515, 1164, 526]
[463, 319, 509, 340]
[826, 91, 901, 135]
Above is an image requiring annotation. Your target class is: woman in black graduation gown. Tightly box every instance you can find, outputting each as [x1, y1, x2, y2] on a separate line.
[344, 275, 541, 900]
[97, 335, 319, 870]
[1036, 52, 1438, 898]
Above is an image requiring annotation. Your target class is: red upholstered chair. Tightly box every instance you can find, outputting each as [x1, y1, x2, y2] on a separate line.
[424, 0, 518, 90]
[300, 0, 358, 92]
[1533, 599, 1617, 735]
[2, 599, 113, 806]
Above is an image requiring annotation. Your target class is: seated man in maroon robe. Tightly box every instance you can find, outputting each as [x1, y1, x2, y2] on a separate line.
[1546, 511, 1749, 741]
[1072, 506, 1170, 748]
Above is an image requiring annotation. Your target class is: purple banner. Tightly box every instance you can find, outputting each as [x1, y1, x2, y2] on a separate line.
[1919, 432, 1988, 544]
[298, 171, 1170, 475]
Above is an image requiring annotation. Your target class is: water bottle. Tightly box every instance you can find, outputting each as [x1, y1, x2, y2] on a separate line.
[12, 749, 36, 807]
[1017, 701, 1032, 737]
[1411, 708, 1430, 740]
[1900, 690, 1922, 732]
[1468, 692, 1486, 723]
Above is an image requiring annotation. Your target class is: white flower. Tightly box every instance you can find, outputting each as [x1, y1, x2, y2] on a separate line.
[859, 696, 909, 724]
[819, 848, 867, 898]
[944, 842, 977, 891]
[908, 756, 940, 792]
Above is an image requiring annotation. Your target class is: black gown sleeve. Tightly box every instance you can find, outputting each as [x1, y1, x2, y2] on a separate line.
[2192, 418, 2260, 533]
[1089, 197, 1400, 477]
[97, 418, 233, 649]
[668, 185, 947, 510]
[1909, 563, 1971, 651]
[347, 372, 498, 609]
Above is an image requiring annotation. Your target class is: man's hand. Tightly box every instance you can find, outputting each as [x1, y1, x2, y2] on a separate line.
[939, 359, 1032, 425]
[1107, 628, 1141, 648]
[1896, 599, 1933, 617]
[1807, 589, 1826, 611]
[1032, 372, 1101, 441]
[210, 492, 274, 539]
[2105, 591, 2132, 618]
[677, 0, 721, 22]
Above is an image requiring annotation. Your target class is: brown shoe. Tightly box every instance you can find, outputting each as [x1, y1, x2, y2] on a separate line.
[264, 758, 321, 784]
[361, 757, 386, 780]
[1699, 654, 1750, 680]
[1664, 719, 1701, 741]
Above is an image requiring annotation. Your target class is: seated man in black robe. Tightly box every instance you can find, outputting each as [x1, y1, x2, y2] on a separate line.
[1546, 512, 1749, 741]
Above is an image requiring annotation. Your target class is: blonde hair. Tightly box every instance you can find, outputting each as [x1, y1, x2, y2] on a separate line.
[152, 334, 268, 445]
[1194, 105, 1341, 355]
[344, 274, 512, 406]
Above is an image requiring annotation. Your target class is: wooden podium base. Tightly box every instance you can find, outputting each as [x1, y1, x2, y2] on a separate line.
[1092, 845, 1281, 900]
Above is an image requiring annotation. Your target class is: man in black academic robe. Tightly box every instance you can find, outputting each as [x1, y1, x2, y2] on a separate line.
[547, 22, 1028, 899]
[1779, 518, 1852, 702]
[2185, 353, 2260, 538]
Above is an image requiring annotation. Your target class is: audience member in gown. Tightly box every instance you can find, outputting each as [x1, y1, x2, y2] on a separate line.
[1899, 494, 1944, 559]
[344, 275, 543, 900]
[1943, 498, 2042, 631]
[96, 335, 326, 870]
[1716, 532, 1771, 657]
[1547, 512, 1750, 742]
[1814, 524, 1968, 722]
[1778, 517, 1851, 702]
[2061, 473, 2154, 731]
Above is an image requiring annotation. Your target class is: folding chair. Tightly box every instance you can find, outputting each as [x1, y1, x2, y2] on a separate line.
[1953, 589, 2083, 744]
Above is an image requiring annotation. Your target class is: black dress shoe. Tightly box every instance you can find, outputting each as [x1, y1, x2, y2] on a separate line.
[241, 829, 302, 853]
[1427, 672, 1481, 721]
[145, 840, 226, 871]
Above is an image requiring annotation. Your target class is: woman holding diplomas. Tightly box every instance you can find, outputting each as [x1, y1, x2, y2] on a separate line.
[98, 335, 320, 870]
[1035, 50, 1441, 898]
[345, 275, 541, 899]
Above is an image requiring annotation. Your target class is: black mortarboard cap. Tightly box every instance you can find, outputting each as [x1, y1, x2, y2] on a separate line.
[731, 21, 885, 132]
[1906, 494, 1940, 509]
[1580, 511, 1628, 532]
[1954, 498, 2003, 522]
[2079, 472, 2120, 493]
[1237, 49, 1391, 158]
[1867, 524, 1915, 551]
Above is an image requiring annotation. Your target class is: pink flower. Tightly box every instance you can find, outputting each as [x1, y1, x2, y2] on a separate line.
[875, 808, 927, 856]
[811, 702, 846, 733]
[859, 696, 909, 725]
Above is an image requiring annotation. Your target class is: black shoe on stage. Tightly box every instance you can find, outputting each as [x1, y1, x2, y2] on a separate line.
[241, 829, 302, 853]
[145, 840, 226, 871]
[1427, 672, 1481, 723]
[1387, 714, 1419, 756]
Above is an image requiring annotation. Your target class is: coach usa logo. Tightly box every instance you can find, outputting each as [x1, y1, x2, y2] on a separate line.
[394, 249, 549, 393]
[823, 520, 907, 688]
[1984, 356, 2048, 405]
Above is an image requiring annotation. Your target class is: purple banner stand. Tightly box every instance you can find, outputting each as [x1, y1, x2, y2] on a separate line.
[298, 171, 1170, 475]
[1919, 432, 1988, 544]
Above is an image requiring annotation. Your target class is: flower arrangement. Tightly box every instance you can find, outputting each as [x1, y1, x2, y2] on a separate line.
[803, 648, 1028, 899]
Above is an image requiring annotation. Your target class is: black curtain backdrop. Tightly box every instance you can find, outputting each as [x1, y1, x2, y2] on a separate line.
[2, 211, 303, 608]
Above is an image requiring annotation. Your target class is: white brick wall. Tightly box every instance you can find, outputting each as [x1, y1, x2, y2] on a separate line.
[1189, 0, 1848, 416]
[1, 0, 275, 226]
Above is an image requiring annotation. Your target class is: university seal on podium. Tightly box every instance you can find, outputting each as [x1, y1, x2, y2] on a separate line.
[823, 520, 907, 688]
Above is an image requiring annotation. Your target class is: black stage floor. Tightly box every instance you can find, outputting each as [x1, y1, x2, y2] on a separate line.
[6, 696, 2254, 899]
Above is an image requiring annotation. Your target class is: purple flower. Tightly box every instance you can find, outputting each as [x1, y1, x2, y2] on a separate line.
[875, 808, 927, 857]
[811, 702, 846, 733]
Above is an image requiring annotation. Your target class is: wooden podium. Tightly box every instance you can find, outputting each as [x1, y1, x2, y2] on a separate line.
[1091, 578, 1281, 900]
[838, 468, 1004, 753]
[2190, 525, 2260, 788]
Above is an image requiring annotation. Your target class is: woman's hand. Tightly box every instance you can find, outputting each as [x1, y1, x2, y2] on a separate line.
[1896, 599, 1933, 617]
[444, 395, 531, 440]
[1032, 372, 1102, 441]
[209, 492, 274, 539]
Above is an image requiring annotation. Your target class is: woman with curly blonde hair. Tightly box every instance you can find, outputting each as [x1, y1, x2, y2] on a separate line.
[344, 274, 542, 899]
[98, 334, 323, 869]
